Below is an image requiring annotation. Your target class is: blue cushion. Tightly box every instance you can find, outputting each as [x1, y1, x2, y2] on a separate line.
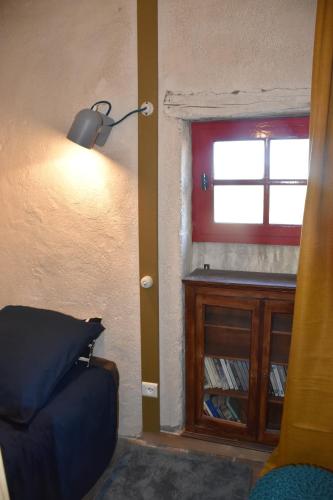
[0, 305, 104, 423]
[250, 464, 333, 500]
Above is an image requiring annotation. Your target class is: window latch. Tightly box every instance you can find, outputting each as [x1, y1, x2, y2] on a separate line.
[201, 172, 209, 191]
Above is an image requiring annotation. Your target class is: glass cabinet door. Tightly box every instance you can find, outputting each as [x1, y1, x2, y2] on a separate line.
[196, 294, 260, 440]
[259, 301, 293, 444]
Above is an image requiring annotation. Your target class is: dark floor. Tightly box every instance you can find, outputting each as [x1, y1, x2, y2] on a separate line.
[85, 432, 270, 498]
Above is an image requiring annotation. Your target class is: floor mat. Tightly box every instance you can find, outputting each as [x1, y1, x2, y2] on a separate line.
[89, 439, 253, 500]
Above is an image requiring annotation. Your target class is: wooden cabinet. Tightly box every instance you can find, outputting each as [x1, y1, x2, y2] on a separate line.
[183, 269, 296, 448]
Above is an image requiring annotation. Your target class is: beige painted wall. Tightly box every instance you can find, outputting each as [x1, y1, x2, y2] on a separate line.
[158, 0, 317, 430]
[0, 0, 141, 436]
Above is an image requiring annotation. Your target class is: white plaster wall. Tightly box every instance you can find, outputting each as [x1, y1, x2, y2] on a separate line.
[158, 0, 317, 430]
[192, 243, 299, 274]
[0, 0, 141, 436]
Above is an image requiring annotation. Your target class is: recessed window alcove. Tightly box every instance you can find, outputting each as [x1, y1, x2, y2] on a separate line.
[159, 87, 310, 434]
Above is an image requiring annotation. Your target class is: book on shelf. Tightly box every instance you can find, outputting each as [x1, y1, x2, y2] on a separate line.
[226, 360, 238, 389]
[238, 359, 249, 391]
[214, 395, 242, 423]
[236, 360, 245, 391]
[203, 400, 213, 417]
[219, 401, 235, 421]
[220, 359, 235, 390]
[225, 397, 241, 422]
[203, 397, 220, 418]
[213, 358, 229, 390]
[204, 358, 212, 388]
[204, 358, 217, 388]
[277, 365, 287, 395]
[211, 397, 228, 419]
[204, 395, 230, 419]
[206, 358, 216, 387]
[269, 366, 279, 396]
[203, 400, 210, 416]
[229, 360, 243, 391]
[204, 357, 251, 392]
[239, 360, 249, 391]
[205, 358, 227, 389]
[211, 358, 222, 388]
[211, 396, 232, 421]
[232, 360, 245, 391]
[273, 364, 284, 397]
[269, 364, 287, 397]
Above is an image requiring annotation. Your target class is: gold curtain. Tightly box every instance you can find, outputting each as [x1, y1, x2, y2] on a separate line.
[263, 0, 333, 474]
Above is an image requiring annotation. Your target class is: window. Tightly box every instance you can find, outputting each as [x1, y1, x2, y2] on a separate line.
[192, 116, 309, 245]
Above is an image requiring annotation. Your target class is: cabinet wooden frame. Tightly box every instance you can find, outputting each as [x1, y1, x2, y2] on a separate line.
[183, 269, 295, 448]
[258, 300, 294, 445]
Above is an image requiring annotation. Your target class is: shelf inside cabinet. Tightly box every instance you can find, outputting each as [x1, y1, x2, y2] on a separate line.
[205, 305, 252, 329]
[206, 354, 249, 362]
[204, 323, 250, 333]
[267, 396, 284, 405]
[205, 388, 248, 399]
[202, 414, 245, 426]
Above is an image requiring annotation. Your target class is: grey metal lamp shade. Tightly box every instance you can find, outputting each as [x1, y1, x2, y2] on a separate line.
[67, 109, 102, 149]
[67, 109, 109, 149]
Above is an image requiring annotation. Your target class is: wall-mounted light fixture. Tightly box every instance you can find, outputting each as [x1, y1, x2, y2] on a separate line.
[67, 100, 153, 149]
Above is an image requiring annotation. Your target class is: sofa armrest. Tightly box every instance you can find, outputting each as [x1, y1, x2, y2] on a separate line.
[91, 356, 119, 387]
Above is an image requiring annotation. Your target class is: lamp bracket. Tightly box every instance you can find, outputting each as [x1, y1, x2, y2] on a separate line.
[141, 101, 154, 116]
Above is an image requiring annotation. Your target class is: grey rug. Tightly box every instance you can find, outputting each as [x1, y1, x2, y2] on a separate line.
[89, 439, 252, 500]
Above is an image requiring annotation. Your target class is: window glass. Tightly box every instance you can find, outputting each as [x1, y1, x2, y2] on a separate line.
[214, 140, 265, 180]
[270, 139, 309, 180]
[269, 185, 307, 225]
[214, 186, 264, 224]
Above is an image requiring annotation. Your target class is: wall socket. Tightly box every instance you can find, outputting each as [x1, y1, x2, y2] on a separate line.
[142, 381, 158, 398]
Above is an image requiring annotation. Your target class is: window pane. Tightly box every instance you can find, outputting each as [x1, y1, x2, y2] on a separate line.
[270, 139, 309, 179]
[214, 186, 264, 223]
[214, 140, 265, 180]
[269, 186, 307, 225]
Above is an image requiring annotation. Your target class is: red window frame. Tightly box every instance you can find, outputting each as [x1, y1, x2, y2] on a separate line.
[192, 116, 309, 245]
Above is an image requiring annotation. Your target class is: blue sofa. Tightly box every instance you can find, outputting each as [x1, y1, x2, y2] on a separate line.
[0, 306, 119, 500]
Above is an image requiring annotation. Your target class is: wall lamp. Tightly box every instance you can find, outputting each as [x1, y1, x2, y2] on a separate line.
[67, 100, 153, 149]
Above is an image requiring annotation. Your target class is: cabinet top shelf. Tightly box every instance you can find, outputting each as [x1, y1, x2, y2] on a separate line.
[183, 269, 296, 290]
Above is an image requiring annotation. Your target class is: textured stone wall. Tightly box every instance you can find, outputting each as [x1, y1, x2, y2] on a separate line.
[0, 0, 141, 436]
